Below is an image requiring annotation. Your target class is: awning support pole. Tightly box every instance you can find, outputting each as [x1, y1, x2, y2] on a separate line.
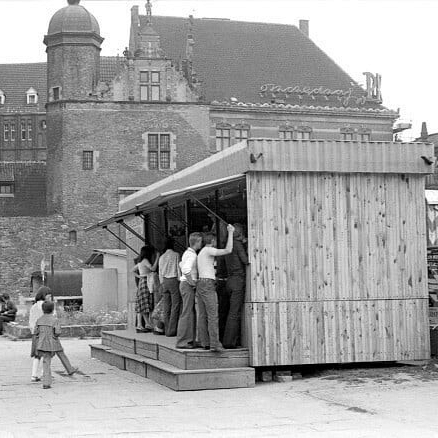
[103, 226, 139, 255]
[117, 220, 146, 243]
[188, 193, 228, 224]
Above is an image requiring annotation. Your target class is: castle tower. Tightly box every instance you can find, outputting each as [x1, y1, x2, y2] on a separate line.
[43, 0, 104, 101]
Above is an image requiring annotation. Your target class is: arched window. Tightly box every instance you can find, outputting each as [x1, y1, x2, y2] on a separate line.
[26, 87, 38, 105]
[0, 89, 5, 105]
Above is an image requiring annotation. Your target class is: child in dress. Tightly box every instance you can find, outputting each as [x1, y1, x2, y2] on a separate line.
[29, 286, 51, 382]
[34, 301, 78, 389]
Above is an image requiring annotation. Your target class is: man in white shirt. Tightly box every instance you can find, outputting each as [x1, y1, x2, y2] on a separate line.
[159, 238, 182, 337]
[176, 232, 203, 349]
[197, 223, 235, 352]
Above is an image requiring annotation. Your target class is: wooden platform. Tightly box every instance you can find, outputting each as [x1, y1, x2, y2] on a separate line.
[90, 330, 255, 391]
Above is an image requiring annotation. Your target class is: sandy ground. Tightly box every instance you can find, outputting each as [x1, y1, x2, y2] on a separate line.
[1, 336, 438, 438]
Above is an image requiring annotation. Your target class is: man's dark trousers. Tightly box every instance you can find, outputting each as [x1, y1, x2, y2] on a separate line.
[162, 277, 181, 337]
[216, 279, 229, 342]
[223, 275, 245, 348]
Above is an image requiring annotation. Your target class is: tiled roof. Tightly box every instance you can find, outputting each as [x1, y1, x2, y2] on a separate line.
[0, 16, 384, 110]
[145, 16, 381, 109]
[0, 63, 47, 113]
[0, 57, 124, 113]
[100, 56, 125, 83]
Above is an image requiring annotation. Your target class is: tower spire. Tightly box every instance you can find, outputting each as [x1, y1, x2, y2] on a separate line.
[421, 122, 429, 141]
[145, 0, 152, 25]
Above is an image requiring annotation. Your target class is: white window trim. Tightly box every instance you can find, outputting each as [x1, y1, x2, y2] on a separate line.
[26, 87, 38, 104]
[0, 90, 5, 105]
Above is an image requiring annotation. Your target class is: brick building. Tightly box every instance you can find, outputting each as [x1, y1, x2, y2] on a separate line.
[0, 0, 397, 296]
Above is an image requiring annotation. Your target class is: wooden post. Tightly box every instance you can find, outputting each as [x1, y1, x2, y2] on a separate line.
[185, 199, 190, 247]
[50, 254, 54, 294]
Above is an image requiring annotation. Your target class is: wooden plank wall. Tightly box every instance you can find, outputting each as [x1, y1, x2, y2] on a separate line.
[246, 171, 430, 366]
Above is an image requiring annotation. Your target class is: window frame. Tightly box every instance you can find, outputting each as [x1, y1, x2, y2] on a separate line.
[234, 126, 250, 143]
[140, 71, 161, 102]
[82, 150, 94, 170]
[0, 182, 14, 197]
[10, 123, 16, 141]
[52, 87, 60, 101]
[279, 129, 293, 140]
[3, 122, 9, 141]
[27, 120, 32, 141]
[147, 133, 172, 170]
[21, 121, 26, 141]
[215, 127, 231, 151]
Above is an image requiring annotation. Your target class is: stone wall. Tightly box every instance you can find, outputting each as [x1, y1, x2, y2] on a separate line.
[0, 214, 112, 298]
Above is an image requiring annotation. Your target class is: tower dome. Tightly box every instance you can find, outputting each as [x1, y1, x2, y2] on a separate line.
[44, 0, 103, 102]
[47, 0, 100, 36]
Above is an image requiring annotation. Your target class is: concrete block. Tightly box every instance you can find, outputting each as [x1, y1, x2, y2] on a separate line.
[274, 375, 293, 383]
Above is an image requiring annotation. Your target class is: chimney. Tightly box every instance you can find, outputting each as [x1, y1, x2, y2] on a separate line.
[420, 121, 429, 141]
[299, 19, 309, 38]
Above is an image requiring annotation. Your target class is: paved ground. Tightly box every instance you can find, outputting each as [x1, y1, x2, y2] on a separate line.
[1, 336, 438, 438]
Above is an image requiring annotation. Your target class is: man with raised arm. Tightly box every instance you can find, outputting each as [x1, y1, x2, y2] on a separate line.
[197, 223, 235, 352]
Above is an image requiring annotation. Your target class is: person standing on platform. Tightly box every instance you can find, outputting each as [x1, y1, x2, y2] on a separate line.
[197, 224, 235, 352]
[176, 232, 203, 349]
[159, 238, 182, 337]
[133, 245, 159, 333]
[223, 223, 249, 348]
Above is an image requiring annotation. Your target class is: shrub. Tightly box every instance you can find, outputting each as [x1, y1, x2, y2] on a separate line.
[16, 309, 128, 326]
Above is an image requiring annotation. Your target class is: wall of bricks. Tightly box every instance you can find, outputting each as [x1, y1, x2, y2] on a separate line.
[0, 162, 46, 216]
[47, 44, 100, 100]
[46, 101, 211, 223]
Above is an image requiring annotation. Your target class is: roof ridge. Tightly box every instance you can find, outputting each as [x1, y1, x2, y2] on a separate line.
[151, 14, 300, 28]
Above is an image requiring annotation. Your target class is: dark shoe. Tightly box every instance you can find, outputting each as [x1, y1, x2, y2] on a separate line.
[67, 367, 78, 376]
[31, 377, 41, 382]
[136, 328, 146, 333]
[203, 346, 210, 350]
[43, 385, 51, 389]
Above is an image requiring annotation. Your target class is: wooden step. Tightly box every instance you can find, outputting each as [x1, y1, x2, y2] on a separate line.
[101, 330, 249, 370]
[90, 344, 255, 391]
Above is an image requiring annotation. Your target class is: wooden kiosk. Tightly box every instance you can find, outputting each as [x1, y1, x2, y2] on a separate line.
[90, 138, 434, 388]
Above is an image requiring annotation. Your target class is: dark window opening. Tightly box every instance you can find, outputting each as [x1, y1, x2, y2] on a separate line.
[69, 230, 77, 244]
[82, 151, 94, 170]
[0, 183, 14, 195]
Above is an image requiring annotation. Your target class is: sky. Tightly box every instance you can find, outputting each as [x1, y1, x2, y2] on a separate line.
[0, 0, 435, 140]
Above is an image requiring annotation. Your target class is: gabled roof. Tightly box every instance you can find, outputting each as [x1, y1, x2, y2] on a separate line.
[0, 57, 124, 113]
[145, 15, 380, 109]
